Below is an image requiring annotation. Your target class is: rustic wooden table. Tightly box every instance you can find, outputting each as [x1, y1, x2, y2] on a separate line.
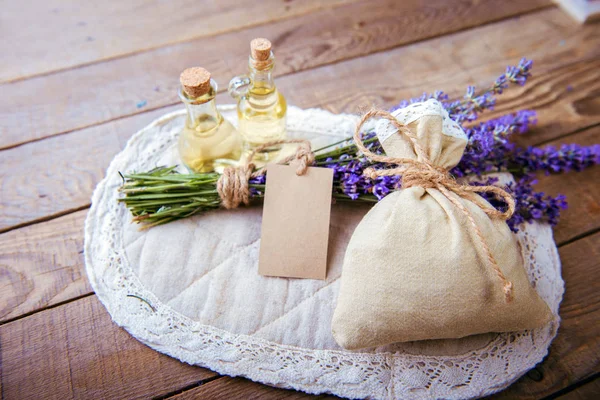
[1, 1, 599, 399]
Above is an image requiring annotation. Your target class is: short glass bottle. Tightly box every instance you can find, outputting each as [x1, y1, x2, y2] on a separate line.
[178, 67, 243, 173]
[229, 38, 287, 163]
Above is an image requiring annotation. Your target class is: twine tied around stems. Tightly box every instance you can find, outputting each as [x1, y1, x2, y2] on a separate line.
[217, 139, 314, 209]
[354, 109, 516, 302]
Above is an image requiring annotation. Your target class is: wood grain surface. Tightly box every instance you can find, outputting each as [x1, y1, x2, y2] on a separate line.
[533, 125, 600, 245]
[0, 0, 550, 149]
[0, 0, 357, 83]
[1, 0, 598, 399]
[171, 376, 338, 399]
[0, 295, 218, 400]
[0, 209, 90, 323]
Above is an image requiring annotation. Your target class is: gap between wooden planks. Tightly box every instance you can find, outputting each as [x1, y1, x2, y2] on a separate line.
[554, 375, 600, 400]
[0, 0, 552, 150]
[2, 7, 600, 233]
[0, 0, 360, 84]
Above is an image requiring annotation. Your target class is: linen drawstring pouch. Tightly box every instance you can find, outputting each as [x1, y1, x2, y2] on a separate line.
[331, 99, 552, 350]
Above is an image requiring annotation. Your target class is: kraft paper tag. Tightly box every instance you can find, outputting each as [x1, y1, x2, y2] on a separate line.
[258, 163, 334, 279]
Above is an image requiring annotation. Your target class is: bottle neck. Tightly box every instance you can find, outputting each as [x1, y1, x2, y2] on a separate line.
[179, 83, 221, 131]
[185, 97, 220, 124]
[248, 57, 276, 91]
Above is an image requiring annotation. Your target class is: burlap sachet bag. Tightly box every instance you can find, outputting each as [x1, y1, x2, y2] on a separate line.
[331, 99, 552, 350]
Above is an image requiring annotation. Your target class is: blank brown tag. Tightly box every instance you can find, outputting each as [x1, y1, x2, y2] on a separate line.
[258, 163, 334, 279]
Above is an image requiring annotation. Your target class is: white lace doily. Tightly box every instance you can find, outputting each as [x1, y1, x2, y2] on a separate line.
[376, 99, 466, 143]
[84, 105, 564, 400]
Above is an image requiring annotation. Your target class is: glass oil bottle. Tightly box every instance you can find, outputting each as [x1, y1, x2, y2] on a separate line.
[228, 38, 287, 163]
[178, 67, 243, 173]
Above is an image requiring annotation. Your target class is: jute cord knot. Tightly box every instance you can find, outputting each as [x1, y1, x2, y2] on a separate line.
[217, 139, 314, 210]
[355, 109, 516, 303]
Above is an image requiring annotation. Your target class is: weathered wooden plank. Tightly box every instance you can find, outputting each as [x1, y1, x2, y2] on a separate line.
[0, 295, 218, 400]
[492, 232, 600, 399]
[2, 230, 597, 399]
[2, 10, 599, 231]
[556, 377, 600, 400]
[494, 59, 600, 149]
[278, 31, 600, 147]
[0, 104, 180, 232]
[171, 376, 338, 399]
[0, 0, 552, 149]
[0, 0, 356, 84]
[0, 209, 90, 323]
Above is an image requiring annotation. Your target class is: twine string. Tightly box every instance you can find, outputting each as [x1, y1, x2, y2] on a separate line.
[217, 139, 314, 210]
[354, 109, 515, 302]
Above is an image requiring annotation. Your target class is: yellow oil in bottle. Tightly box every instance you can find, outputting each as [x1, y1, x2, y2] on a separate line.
[178, 110, 242, 173]
[178, 68, 243, 173]
[237, 84, 287, 152]
[230, 38, 287, 164]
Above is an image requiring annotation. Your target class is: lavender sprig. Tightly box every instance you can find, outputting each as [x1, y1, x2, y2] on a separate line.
[446, 58, 533, 123]
[477, 176, 568, 232]
[512, 143, 600, 174]
[390, 59, 533, 125]
[452, 110, 537, 177]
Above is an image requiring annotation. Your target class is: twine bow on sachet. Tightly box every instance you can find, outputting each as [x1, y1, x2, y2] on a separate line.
[354, 109, 517, 303]
[217, 139, 314, 209]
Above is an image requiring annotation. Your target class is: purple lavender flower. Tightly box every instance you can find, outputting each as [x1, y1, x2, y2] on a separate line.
[446, 58, 533, 123]
[249, 174, 266, 185]
[371, 176, 400, 200]
[387, 58, 533, 123]
[249, 173, 266, 197]
[506, 58, 533, 86]
[452, 110, 537, 177]
[512, 143, 600, 174]
[476, 175, 568, 232]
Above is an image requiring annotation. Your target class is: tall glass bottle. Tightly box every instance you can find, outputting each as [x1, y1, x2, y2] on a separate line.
[178, 67, 243, 173]
[229, 38, 287, 163]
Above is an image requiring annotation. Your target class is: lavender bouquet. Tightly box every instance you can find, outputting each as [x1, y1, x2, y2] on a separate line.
[119, 59, 600, 230]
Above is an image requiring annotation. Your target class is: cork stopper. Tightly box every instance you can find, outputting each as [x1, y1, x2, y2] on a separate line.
[180, 67, 211, 98]
[251, 38, 272, 61]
